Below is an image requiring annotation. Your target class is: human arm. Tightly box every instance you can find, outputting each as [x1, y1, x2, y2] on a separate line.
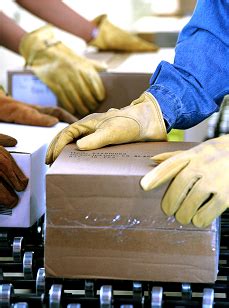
[147, 0, 229, 131]
[15, 0, 158, 52]
[15, 0, 95, 42]
[0, 11, 26, 53]
[0, 12, 106, 116]
[45, 0, 229, 162]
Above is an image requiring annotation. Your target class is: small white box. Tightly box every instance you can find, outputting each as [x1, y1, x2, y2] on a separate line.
[8, 70, 57, 107]
[0, 122, 67, 228]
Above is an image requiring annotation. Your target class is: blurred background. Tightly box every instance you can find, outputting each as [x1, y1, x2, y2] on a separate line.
[0, 0, 196, 88]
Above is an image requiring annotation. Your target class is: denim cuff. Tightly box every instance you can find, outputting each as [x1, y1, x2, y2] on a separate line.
[147, 84, 181, 132]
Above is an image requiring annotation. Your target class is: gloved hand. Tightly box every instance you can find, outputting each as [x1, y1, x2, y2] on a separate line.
[32, 106, 78, 124]
[0, 146, 28, 208]
[89, 14, 158, 52]
[0, 90, 78, 126]
[140, 135, 229, 228]
[19, 25, 106, 117]
[0, 134, 17, 147]
[46, 92, 167, 164]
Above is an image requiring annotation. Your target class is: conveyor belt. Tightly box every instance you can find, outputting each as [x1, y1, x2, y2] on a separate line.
[0, 211, 229, 307]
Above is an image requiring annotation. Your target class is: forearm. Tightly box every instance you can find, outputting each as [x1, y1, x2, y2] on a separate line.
[147, 59, 220, 130]
[147, 0, 229, 130]
[0, 11, 26, 53]
[16, 0, 95, 42]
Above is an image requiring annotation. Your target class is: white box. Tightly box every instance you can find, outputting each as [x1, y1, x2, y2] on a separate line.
[0, 122, 67, 227]
[8, 72, 58, 107]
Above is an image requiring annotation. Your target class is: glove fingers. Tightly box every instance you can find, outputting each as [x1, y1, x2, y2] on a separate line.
[46, 123, 87, 163]
[0, 134, 17, 147]
[161, 172, 201, 217]
[76, 129, 113, 150]
[0, 147, 28, 191]
[115, 32, 158, 52]
[140, 155, 190, 191]
[31, 67, 77, 115]
[91, 15, 158, 52]
[0, 180, 19, 209]
[174, 179, 210, 225]
[27, 111, 59, 127]
[129, 36, 159, 52]
[58, 80, 90, 116]
[81, 70, 106, 102]
[72, 72, 100, 112]
[36, 107, 78, 124]
[192, 196, 228, 228]
[45, 130, 63, 165]
[19, 105, 59, 126]
[0, 99, 59, 127]
[5, 152, 28, 191]
[33, 70, 83, 116]
[151, 151, 184, 163]
[76, 117, 140, 150]
[87, 58, 107, 72]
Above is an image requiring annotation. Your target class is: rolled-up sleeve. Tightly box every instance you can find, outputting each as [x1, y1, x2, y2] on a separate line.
[147, 0, 229, 131]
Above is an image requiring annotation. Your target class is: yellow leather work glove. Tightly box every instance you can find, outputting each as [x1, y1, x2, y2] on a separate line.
[19, 25, 106, 117]
[89, 15, 158, 52]
[140, 135, 229, 228]
[46, 92, 167, 164]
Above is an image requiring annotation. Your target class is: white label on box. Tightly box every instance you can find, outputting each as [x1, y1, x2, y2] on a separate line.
[11, 74, 57, 107]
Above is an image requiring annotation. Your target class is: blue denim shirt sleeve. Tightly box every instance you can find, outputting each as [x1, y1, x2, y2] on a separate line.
[147, 0, 229, 131]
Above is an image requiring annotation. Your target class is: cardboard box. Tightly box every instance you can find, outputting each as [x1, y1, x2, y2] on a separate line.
[0, 122, 67, 228]
[45, 142, 219, 283]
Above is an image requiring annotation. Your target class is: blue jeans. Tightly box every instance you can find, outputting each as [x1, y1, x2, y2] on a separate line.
[147, 0, 229, 131]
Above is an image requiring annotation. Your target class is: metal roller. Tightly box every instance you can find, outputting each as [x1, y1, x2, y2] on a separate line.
[36, 267, 45, 295]
[181, 283, 192, 300]
[100, 285, 113, 308]
[85, 280, 95, 297]
[120, 306, 133, 308]
[49, 284, 63, 308]
[0, 284, 13, 308]
[23, 251, 34, 280]
[202, 288, 214, 308]
[151, 286, 163, 308]
[12, 237, 24, 263]
[11, 303, 28, 308]
[0, 232, 8, 241]
[37, 220, 45, 242]
[67, 304, 81, 308]
[133, 281, 143, 303]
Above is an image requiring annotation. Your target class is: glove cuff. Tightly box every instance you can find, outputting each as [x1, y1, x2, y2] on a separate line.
[131, 92, 167, 140]
[91, 14, 107, 28]
[88, 14, 110, 49]
[19, 24, 59, 65]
